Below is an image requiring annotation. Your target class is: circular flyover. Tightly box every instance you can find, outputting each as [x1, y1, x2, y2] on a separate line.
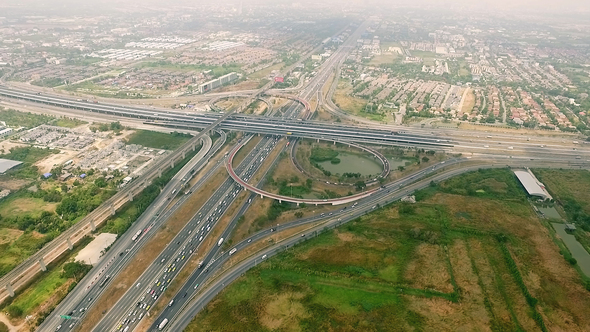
[225, 137, 387, 206]
[289, 138, 391, 187]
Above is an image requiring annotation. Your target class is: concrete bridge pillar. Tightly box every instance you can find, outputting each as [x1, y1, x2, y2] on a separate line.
[158, 169, 162, 178]
[170, 161, 175, 169]
[39, 258, 47, 272]
[67, 237, 74, 250]
[296, 202, 299, 207]
[192, 144, 196, 152]
[89, 220, 96, 231]
[128, 192, 134, 202]
[279, 199, 282, 203]
[260, 194, 264, 199]
[182, 152, 186, 159]
[6, 283, 14, 297]
[333, 141, 336, 145]
[317, 138, 319, 143]
[110, 204, 116, 216]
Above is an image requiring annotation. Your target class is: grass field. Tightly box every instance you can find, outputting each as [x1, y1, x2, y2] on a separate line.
[248, 63, 284, 81]
[186, 168, 590, 332]
[0, 109, 53, 128]
[54, 117, 87, 128]
[368, 54, 399, 66]
[0, 197, 57, 219]
[125, 130, 191, 150]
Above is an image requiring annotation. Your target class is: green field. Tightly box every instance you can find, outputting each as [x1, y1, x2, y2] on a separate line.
[54, 117, 87, 128]
[187, 169, 590, 332]
[125, 130, 192, 150]
[0, 108, 53, 128]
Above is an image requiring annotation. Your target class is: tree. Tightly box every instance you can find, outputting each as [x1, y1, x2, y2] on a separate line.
[422, 156, 430, 163]
[6, 305, 23, 318]
[305, 178, 312, 188]
[295, 211, 303, 218]
[355, 180, 366, 191]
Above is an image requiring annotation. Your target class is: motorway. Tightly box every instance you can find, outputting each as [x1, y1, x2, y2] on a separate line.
[1, 85, 589, 162]
[3, 17, 588, 332]
[0, 132, 211, 305]
[39, 130, 226, 332]
[163, 156, 587, 332]
[90, 87, 308, 331]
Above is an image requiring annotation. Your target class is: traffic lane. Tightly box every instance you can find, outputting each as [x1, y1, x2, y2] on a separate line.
[53, 138, 225, 329]
[104, 136, 278, 330]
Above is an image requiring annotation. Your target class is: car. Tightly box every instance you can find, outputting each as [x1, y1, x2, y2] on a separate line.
[301, 234, 306, 237]
[194, 283, 199, 289]
[146, 305, 151, 310]
[247, 239, 252, 243]
[55, 325, 62, 331]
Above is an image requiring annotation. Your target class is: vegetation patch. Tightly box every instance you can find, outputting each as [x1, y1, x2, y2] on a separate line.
[187, 168, 590, 331]
[0, 108, 53, 128]
[125, 130, 191, 150]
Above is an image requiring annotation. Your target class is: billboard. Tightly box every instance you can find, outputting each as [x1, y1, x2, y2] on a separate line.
[274, 76, 284, 83]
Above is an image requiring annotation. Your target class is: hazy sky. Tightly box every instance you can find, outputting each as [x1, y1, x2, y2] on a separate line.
[0, 0, 588, 16]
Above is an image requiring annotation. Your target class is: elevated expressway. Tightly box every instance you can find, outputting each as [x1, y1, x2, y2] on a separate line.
[0, 132, 212, 305]
[226, 137, 380, 206]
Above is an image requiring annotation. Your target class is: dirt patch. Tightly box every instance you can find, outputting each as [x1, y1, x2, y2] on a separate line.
[0, 313, 25, 332]
[0, 141, 27, 153]
[34, 150, 78, 174]
[461, 88, 475, 114]
[260, 292, 308, 332]
[409, 296, 491, 332]
[0, 179, 31, 191]
[0, 228, 23, 245]
[404, 243, 454, 293]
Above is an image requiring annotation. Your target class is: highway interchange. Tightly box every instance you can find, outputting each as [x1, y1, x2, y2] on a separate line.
[0, 19, 588, 332]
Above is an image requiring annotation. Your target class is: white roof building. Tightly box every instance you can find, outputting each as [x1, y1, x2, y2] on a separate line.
[514, 170, 552, 200]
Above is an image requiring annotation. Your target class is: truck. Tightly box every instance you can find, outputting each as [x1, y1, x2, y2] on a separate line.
[197, 261, 204, 269]
[99, 275, 110, 288]
[217, 238, 224, 247]
[131, 230, 142, 242]
[229, 248, 237, 255]
[158, 318, 169, 330]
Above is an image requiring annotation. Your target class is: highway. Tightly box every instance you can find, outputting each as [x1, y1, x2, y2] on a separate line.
[5, 17, 588, 332]
[38, 130, 227, 332]
[0, 131, 211, 306]
[89, 86, 308, 331]
[162, 156, 586, 332]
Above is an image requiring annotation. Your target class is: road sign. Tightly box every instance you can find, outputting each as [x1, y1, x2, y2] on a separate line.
[59, 315, 72, 320]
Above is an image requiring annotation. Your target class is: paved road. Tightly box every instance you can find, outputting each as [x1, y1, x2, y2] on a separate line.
[164, 157, 584, 332]
[39, 131, 225, 332]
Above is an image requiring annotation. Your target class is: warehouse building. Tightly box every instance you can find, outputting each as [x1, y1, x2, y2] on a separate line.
[0, 159, 22, 174]
[514, 170, 552, 201]
[198, 72, 238, 93]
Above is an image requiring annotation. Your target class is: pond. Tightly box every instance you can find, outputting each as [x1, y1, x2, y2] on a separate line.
[552, 223, 590, 277]
[538, 206, 562, 220]
[318, 152, 383, 177]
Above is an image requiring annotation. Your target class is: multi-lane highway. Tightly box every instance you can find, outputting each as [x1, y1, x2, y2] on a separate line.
[38, 131, 227, 332]
[159, 154, 587, 331]
[3, 16, 589, 332]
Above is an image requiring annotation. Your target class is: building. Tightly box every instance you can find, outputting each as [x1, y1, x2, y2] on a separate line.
[514, 170, 552, 201]
[198, 72, 238, 93]
[59, 172, 72, 181]
[0, 127, 13, 138]
[0, 159, 22, 174]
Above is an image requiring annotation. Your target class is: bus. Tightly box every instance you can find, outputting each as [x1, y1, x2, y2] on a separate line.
[158, 318, 169, 330]
[131, 230, 142, 242]
[229, 248, 237, 255]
